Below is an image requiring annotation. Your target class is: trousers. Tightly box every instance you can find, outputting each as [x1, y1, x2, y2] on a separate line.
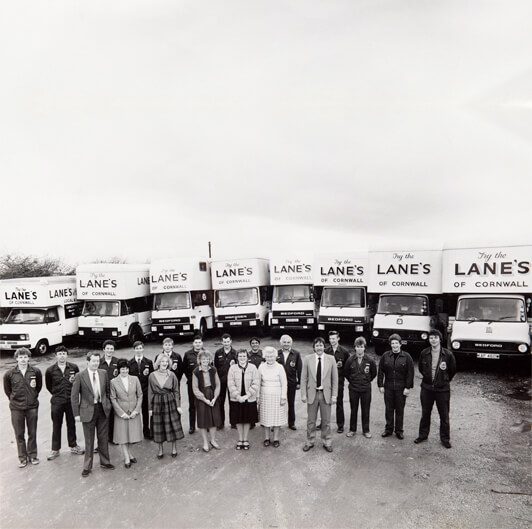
[11, 407, 38, 461]
[384, 388, 406, 434]
[82, 403, 111, 471]
[419, 387, 450, 442]
[51, 401, 77, 451]
[348, 388, 371, 433]
[306, 391, 332, 446]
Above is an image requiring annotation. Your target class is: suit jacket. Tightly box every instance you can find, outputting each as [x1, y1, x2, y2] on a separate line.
[128, 357, 154, 390]
[110, 375, 143, 417]
[277, 348, 302, 386]
[300, 353, 338, 405]
[71, 368, 112, 422]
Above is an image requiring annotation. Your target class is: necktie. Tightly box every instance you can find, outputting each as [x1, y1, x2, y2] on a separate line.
[317, 357, 322, 388]
[93, 371, 100, 403]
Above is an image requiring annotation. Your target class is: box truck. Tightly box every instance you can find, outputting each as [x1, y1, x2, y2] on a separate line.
[150, 258, 214, 338]
[270, 256, 316, 333]
[0, 276, 81, 355]
[369, 249, 446, 354]
[76, 264, 152, 345]
[211, 258, 270, 332]
[314, 253, 374, 336]
[443, 245, 531, 360]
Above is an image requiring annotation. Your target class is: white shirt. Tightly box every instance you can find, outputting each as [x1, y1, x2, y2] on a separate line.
[315, 353, 324, 390]
[282, 350, 290, 364]
[135, 356, 143, 365]
[88, 369, 100, 403]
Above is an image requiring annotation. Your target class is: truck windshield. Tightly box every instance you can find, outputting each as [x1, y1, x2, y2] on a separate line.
[82, 301, 120, 317]
[153, 292, 191, 310]
[321, 287, 364, 308]
[273, 285, 312, 303]
[456, 297, 525, 322]
[5, 308, 46, 324]
[216, 288, 258, 308]
[378, 295, 428, 316]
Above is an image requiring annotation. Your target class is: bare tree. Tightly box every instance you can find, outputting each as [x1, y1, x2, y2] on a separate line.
[0, 254, 75, 280]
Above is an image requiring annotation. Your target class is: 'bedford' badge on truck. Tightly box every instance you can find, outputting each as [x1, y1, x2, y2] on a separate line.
[396, 318, 403, 325]
[486, 326, 493, 333]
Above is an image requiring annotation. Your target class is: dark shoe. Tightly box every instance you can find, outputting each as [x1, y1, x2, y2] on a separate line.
[414, 437, 428, 444]
[272, 440, 280, 448]
[323, 445, 333, 453]
[18, 459, 28, 468]
[124, 462, 131, 469]
[157, 453, 164, 459]
[395, 432, 404, 440]
[381, 431, 392, 437]
[93, 447, 99, 453]
[288, 425, 297, 431]
[100, 463, 115, 470]
[231, 425, 237, 429]
[130, 457, 137, 464]
[337, 427, 344, 434]
[441, 440, 452, 449]
[242, 441, 250, 450]
[171, 451, 178, 458]
[235, 442, 243, 450]
[263, 440, 271, 447]
[81, 469, 91, 477]
[302, 444, 314, 452]
[30, 458, 40, 465]
[316, 423, 322, 429]
[189, 428, 195, 435]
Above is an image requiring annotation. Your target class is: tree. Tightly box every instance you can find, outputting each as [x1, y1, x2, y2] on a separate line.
[0, 254, 75, 280]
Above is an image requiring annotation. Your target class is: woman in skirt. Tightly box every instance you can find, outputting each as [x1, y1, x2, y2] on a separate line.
[148, 354, 184, 459]
[192, 350, 222, 452]
[258, 346, 287, 447]
[110, 359, 143, 468]
[227, 349, 259, 450]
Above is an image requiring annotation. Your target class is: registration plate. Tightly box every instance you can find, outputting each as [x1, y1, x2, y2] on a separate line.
[163, 325, 176, 330]
[477, 353, 500, 359]
[92, 327, 104, 333]
[230, 321, 242, 326]
[286, 318, 299, 322]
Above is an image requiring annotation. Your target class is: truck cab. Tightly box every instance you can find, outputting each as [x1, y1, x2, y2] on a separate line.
[270, 283, 316, 331]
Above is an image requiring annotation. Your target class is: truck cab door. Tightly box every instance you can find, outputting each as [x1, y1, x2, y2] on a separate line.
[45, 307, 63, 347]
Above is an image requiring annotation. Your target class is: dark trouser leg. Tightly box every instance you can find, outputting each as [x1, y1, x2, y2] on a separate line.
[82, 418, 96, 471]
[360, 390, 372, 433]
[419, 386, 435, 439]
[394, 390, 406, 434]
[187, 381, 196, 429]
[336, 377, 345, 428]
[11, 409, 28, 462]
[287, 384, 296, 427]
[26, 408, 38, 458]
[348, 388, 360, 432]
[64, 401, 77, 447]
[141, 391, 150, 437]
[107, 408, 114, 443]
[219, 377, 228, 426]
[435, 391, 451, 442]
[51, 402, 64, 451]
[96, 405, 111, 465]
[383, 388, 395, 433]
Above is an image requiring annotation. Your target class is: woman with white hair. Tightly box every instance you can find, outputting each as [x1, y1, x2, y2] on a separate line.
[258, 346, 287, 447]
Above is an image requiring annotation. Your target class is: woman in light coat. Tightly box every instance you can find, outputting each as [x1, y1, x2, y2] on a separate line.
[110, 359, 143, 468]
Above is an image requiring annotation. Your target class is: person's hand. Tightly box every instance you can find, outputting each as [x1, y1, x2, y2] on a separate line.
[209, 399, 215, 407]
[296, 384, 300, 390]
[75, 416, 81, 423]
[280, 397, 287, 406]
[403, 388, 410, 397]
[301, 397, 306, 403]
[130, 411, 137, 418]
[331, 397, 337, 404]
[121, 413, 129, 419]
[149, 410, 153, 417]
[177, 407, 182, 414]
[379, 387, 384, 394]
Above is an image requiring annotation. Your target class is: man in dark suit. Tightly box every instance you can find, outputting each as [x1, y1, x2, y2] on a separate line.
[128, 341, 154, 439]
[277, 334, 302, 430]
[99, 340, 119, 443]
[71, 352, 115, 477]
[214, 333, 238, 428]
[325, 330, 351, 433]
[183, 335, 204, 434]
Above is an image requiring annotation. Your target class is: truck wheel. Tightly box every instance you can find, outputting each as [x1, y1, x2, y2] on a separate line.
[34, 339, 49, 356]
[128, 325, 144, 346]
[374, 344, 385, 356]
[198, 319, 207, 338]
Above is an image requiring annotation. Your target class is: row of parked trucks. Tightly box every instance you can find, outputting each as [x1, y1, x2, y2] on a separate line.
[0, 245, 530, 363]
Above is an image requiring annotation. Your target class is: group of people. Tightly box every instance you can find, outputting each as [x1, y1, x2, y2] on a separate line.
[3, 329, 456, 476]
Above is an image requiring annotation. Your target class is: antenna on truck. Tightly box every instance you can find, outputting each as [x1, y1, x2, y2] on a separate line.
[208, 241, 212, 259]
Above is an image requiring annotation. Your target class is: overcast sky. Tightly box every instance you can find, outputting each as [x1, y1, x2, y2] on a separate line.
[1, 0, 531, 265]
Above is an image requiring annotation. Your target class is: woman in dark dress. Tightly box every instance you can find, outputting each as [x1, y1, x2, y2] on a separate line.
[192, 350, 222, 452]
[148, 354, 184, 459]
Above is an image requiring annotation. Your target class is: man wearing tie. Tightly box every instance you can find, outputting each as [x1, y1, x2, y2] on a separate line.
[301, 337, 338, 453]
[277, 334, 302, 430]
[128, 341, 154, 439]
[71, 352, 115, 477]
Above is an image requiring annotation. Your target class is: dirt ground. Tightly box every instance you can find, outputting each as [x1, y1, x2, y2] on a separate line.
[0, 335, 530, 529]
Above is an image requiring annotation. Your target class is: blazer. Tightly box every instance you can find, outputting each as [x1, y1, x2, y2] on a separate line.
[277, 348, 302, 386]
[227, 363, 260, 402]
[300, 353, 338, 405]
[110, 375, 143, 417]
[71, 368, 112, 422]
[128, 357, 154, 390]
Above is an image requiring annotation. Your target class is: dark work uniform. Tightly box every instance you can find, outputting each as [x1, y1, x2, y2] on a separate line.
[183, 348, 201, 430]
[3, 365, 42, 462]
[214, 347, 238, 427]
[417, 347, 456, 443]
[248, 350, 264, 369]
[325, 344, 350, 429]
[45, 361, 80, 451]
[344, 354, 377, 434]
[277, 349, 302, 428]
[128, 356, 154, 438]
[99, 356, 119, 443]
[377, 350, 414, 435]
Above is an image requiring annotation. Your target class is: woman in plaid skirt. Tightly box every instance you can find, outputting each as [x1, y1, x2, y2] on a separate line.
[258, 346, 287, 447]
[148, 355, 184, 459]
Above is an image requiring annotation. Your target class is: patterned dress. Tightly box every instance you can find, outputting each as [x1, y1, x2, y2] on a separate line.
[148, 371, 184, 443]
[258, 362, 288, 427]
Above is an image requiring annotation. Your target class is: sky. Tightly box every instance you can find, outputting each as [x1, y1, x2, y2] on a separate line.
[1, 0, 531, 266]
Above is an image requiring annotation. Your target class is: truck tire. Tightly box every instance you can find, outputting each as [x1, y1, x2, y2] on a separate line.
[128, 325, 144, 346]
[34, 339, 49, 356]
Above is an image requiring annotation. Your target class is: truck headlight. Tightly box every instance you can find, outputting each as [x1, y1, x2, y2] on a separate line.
[79, 330, 84, 336]
[151, 326, 157, 332]
[183, 325, 190, 330]
[217, 323, 223, 328]
[452, 341, 460, 350]
[421, 332, 428, 340]
[249, 321, 257, 326]
[112, 331, 118, 337]
[19, 334, 28, 340]
[373, 330, 379, 337]
[355, 325, 363, 332]
[271, 318, 278, 325]
[306, 318, 314, 324]
[518, 344, 528, 353]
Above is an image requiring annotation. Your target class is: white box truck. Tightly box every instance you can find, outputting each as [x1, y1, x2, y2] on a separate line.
[270, 256, 316, 333]
[369, 249, 446, 354]
[211, 258, 271, 332]
[314, 253, 373, 336]
[0, 276, 81, 355]
[150, 258, 214, 338]
[76, 264, 152, 345]
[443, 245, 531, 361]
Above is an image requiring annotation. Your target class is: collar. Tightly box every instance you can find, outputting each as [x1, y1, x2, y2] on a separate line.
[135, 356, 144, 362]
